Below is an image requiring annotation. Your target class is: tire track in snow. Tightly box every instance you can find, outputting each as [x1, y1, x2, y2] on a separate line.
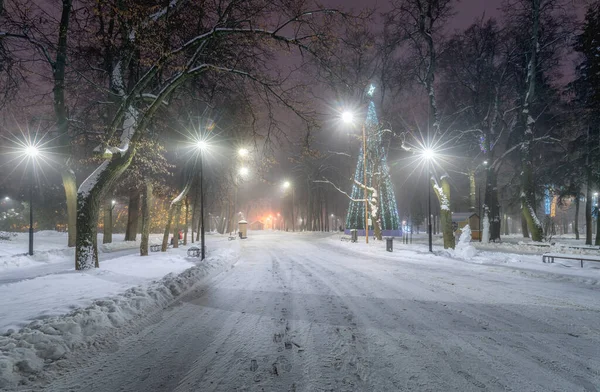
[302, 239, 600, 391]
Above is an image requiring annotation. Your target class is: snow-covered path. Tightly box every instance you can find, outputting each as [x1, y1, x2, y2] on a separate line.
[41, 233, 600, 391]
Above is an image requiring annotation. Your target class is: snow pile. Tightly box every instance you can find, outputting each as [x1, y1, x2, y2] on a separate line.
[0, 247, 239, 389]
[0, 248, 75, 271]
[0, 231, 17, 241]
[99, 238, 159, 253]
[481, 214, 490, 243]
[452, 224, 477, 260]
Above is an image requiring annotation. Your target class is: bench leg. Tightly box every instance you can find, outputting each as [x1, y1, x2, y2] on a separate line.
[581, 259, 583, 268]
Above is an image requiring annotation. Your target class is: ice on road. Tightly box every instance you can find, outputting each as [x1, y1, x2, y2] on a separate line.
[44, 233, 600, 392]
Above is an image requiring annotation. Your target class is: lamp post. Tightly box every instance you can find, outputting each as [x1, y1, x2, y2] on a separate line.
[197, 140, 209, 260]
[24, 145, 39, 255]
[342, 110, 369, 244]
[283, 181, 295, 231]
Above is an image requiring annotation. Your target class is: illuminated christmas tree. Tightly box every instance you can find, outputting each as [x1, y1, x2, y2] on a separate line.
[345, 85, 402, 237]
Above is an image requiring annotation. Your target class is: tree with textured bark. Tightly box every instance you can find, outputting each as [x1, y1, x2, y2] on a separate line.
[571, 2, 600, 245]
[140, 182, 153, 256]
[389, 0, 456, 247]
[431, 174, 454, 249]
[102, 198, 114, 244]
[0, 0, 78, 247]
[439, 19, 512, 242]
[71, 1, 345, 269]
[116, 137, 171, 243]
[502, 0, 573, 242]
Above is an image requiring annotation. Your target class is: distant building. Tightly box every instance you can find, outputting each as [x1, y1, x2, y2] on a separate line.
[249, 220, 265, 230]
[452, 212, 480, 240]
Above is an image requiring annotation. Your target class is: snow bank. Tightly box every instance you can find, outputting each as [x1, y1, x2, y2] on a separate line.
[0, 232, 163, 271]
[326, 232, 600, 286]
[0, 248, 74, 271]
[0, 247, 239, 389]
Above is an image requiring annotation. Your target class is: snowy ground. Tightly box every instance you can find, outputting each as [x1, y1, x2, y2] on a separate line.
[0, 230, 596, 391]
[0, 231, 239, 389]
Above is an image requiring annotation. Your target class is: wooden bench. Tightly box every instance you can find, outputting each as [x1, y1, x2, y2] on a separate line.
[542, 253, 600, 268]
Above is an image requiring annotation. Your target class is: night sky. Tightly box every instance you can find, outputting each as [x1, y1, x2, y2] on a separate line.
[327, 0, 504, 28]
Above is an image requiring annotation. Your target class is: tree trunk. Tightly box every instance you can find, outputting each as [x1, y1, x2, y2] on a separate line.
[486, 168, 501, 242]
[54, 0, 74, 247]
[521, 211, 530, 238]
[574, 193, 580, 240]
[161, 207, 174, 252]
[173, 203, 182, 248]
[191, 183, 197, 243]
[184, 196, 189, 245]
[162, 174, 194, 250]
[140, 182, 152, 256]
[432, 175, 455, 249]
[76, 150, 134, 270]
[61, 169, 77, 247]
[125, 188, 140, 241]
[103, 198, 113, 244]
[585, 183, 593, 245]
[469, 169, 476, 212]
[595, 202, 600, 246]
[519, 0, 543, 242]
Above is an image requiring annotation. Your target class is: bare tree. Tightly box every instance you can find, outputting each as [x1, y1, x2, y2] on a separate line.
[389, 0, 457, 248]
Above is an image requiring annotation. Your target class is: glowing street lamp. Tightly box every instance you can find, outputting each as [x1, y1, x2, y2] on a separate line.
[239, 167, 249, 176]
[341, 111, 354, 124]
[238, 148, 249, 158]
[422, 147, 437, 252]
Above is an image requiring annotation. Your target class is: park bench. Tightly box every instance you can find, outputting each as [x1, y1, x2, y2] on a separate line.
[542, 253, 600, 268]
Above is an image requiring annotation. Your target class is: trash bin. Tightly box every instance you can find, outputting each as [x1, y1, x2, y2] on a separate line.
[386, 237, 393, 252]
[238, 220, 247, 239]
[350, 229, 358, 243]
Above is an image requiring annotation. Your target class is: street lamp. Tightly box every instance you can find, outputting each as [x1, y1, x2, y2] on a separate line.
[342, 110, 369, 244]
[238, 148, 249, 158]
[282, 181, 295, 231]
[196, 139, 209, 260]
[23, 144, 39, 255]
[422, 148, 437, 252]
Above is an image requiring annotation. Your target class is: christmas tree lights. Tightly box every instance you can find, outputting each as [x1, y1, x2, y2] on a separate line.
[345, 88, 402, 237]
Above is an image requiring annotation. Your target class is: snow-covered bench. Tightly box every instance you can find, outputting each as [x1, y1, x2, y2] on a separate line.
[0, 231, 17, 241]
[542, 253, 600, 268]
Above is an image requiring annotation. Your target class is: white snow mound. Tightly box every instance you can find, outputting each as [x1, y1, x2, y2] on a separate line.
[452, 225, 478, 260]
[0, 248, 238, 389]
